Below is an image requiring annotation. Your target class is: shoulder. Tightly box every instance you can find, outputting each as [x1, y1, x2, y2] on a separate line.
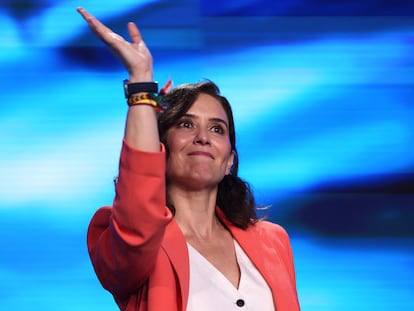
[251, 219, 289, 236]
[89, 206, 112, 228]
[87, 206, 112, 248]
[248, 220, 292, 249]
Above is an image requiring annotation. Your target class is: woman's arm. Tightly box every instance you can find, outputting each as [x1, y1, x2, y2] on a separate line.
[87, 142, 171, 299]
[78, 7, 171, 298]
[77, 7, 159, 152]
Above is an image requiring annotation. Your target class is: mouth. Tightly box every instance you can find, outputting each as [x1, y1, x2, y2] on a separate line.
[187, 151, 214, 159]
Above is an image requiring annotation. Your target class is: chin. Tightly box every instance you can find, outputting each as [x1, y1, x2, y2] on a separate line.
[181, 175, 222, 191]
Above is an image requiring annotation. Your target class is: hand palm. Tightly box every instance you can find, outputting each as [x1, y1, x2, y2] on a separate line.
[77, 7, 153, 81]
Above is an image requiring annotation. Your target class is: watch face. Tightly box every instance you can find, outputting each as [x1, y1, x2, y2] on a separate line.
[123, 81, 158, 98]
[123, 79, 129, 98]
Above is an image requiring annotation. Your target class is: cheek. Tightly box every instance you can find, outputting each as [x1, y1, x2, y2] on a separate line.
[165, 132, 189, 169]
[221, 140, 233, 157]
[166, 131, 189, 152]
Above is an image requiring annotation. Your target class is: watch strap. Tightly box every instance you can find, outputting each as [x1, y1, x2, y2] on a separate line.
[124, 80, 158, 98]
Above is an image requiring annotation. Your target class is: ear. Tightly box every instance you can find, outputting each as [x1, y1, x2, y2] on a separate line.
[225, 150, 235, 175]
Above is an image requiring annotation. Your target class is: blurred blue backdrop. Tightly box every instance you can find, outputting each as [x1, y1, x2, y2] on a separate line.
[1, 0, 413, 310]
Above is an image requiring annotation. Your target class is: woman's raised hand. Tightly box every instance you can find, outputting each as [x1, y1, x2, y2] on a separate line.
[77, 7, 153, 82]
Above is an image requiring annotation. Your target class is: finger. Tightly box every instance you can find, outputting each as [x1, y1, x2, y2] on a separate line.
[128, 22, 143, 44]
[76, 7, 95, 25]
[77, 7, 107, 34]
[77, 7, 122, 43]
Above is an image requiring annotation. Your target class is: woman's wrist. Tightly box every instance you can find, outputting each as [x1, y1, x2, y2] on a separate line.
[128, 70, 153, 83]
[128, 77, 153, 83]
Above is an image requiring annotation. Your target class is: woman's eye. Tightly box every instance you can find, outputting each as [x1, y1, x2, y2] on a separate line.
[211, 125, 224, 134]
[177, 120, 193, 128]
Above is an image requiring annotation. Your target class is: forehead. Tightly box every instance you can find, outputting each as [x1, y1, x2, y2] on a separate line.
[186, 93, 228, 122]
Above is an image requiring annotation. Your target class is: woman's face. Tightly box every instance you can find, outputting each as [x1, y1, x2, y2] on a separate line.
[165, 93, 234, 191]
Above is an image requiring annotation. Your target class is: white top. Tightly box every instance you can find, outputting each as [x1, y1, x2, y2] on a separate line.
[186, 240, 275, 311]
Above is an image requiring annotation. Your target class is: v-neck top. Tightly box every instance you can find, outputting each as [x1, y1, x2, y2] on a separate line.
[186, 240, 275, 311]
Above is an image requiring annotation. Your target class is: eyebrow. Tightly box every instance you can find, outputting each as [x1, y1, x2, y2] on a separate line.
[182, 113, 229, 129]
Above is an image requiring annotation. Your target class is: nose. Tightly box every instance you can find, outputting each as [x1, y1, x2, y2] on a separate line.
[193, 127, 210, 145]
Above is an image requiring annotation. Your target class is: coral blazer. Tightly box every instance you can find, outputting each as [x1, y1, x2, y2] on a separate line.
[87, 141, 300, 311]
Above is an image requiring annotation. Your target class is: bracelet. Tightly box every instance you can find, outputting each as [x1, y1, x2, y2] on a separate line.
[124, 80, 158, 98]
[128, 93, 158, 107]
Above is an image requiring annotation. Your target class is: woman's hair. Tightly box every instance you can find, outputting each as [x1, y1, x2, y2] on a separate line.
[158, 80, 257, 229]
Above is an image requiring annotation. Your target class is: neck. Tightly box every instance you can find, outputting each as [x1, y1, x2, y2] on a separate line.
[169, 185, 220, 240]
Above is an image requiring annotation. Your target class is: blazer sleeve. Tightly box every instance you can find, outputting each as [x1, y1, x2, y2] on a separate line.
[255, 221, 301, 309]
[87, 139, 173, 300]
[273, 223, 301, 309]
[277, 225, 298, 293]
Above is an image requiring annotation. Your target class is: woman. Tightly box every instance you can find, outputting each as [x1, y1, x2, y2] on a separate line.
[77, 7, 300, 311]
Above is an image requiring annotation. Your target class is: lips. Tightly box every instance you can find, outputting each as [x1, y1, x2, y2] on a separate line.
[187, 151, 214, 159]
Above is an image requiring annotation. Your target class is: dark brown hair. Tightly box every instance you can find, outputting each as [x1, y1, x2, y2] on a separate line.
[158, 81, 257, 229]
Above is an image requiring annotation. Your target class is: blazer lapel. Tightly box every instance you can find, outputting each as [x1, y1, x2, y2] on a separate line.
[216, 209, 298, 310]
[161, 220, 189, 311]
[159, 209, 298, 311]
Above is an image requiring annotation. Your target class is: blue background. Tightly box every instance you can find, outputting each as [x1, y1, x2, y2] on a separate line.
[1, 0, 413, 309]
